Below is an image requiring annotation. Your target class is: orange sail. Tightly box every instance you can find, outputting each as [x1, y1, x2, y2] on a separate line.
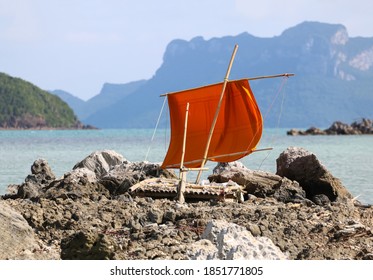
[161, 79, 263, 169]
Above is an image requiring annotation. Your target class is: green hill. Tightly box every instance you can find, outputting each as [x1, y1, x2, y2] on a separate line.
[0, 72, 82, 129]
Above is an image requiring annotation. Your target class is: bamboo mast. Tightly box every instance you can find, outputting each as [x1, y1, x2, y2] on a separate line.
[176, 102, 190, 203]
[195, 44, 239, 184]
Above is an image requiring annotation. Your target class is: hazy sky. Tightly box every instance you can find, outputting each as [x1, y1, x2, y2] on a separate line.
[1, 0, 373, 100]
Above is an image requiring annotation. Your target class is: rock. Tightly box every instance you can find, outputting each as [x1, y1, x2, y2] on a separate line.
[30, 158, 56, 181]
[73, 150, 124, 178]
[100, 161, 177, 195]
[3, 159, 56, 200]
[61, 168, 98, 186]
[305, 127, 326, 135]
[287, 118, 373, 135]
[287, 127, 326, 136]
[331, 220, 371, 241]
[0, 201, 40, 259]
[325, 121, 358, 135]
[313, 194, 331, 206]
[61, 230, 116, 260]
[44, 168, 110, 201]
[287, 129, 300, 136]
[276, 147, 353, 202]
[187, 220, 287, 260]
[148, 209, 163, 224]
[186, 239, 218, 260]
[208, 162, 306, 203]
[351, 118, 373, 134]
[16, 182, 42, 200]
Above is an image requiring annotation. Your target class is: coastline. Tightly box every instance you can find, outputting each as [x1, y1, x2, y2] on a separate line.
[0, 124, 98, 131]
[1, 148, 372, 260]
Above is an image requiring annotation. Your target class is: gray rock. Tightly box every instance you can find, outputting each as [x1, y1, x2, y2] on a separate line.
[186, 239, 219, 260]
[3, 159, 56, 200]
[0, 201, 39, 259]
[62, 168, 98, 185]
[30, 158, 56, 181]
[44, 167, 109, 201]
[351, 118, 373, 134]
[276, 147, 353, 202]
[325, 121, 358, 135]
[73, 150, 124, 178]
[187, 220, 287, 260]
[100, 161, 177, 195]
[209, 162, 306, 203]
[16, 182, 42, 200]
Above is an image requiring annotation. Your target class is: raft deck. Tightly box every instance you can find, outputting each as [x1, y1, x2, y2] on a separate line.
[129, 178, 244, 202]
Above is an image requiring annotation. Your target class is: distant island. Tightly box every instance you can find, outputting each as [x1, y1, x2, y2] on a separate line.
[287, 118, 373, 135]
[0, 72, 94, 130]
[53, 21, 373, 129]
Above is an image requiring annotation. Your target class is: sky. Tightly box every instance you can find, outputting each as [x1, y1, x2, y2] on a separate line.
[1, 0, 373, 100]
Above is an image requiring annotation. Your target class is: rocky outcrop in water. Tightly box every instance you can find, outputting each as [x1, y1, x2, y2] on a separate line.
[276, 147, 353, 202]
[287, 118, 373, 135]
[1, 149, 372, 260]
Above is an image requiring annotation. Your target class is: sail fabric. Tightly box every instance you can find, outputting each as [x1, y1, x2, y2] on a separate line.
[161, 79, 263, 169]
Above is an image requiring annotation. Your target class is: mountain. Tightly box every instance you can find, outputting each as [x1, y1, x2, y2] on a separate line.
[65, 21, 373, 128]
[0, 73, 84, 129]
[52, 80, 147, 121]
[52, 89, 86, 115]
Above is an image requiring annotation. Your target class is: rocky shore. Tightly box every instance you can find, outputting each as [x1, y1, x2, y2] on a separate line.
[287, 118, 373, 135]
[0, 122, 97, 130]
[1, 148, 372, 260]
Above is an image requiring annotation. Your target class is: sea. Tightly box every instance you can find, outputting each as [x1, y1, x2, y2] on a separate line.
[0, 128, 372, 205]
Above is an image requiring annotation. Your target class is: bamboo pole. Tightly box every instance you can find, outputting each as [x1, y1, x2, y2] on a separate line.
[195, 44, 239, 184]
[160, 73, 294, 97]
[179, 102, 190, 172]
[246, 73, 294, 81]
[176, 102, 190, 203]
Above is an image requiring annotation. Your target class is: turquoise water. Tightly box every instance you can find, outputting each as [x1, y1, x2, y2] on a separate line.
[0, 129, 372, 204]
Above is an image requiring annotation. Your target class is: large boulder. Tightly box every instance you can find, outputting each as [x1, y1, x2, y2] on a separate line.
[187, 220, 287, 260]
[0, 201, 41, 259]
[73, 150, 124, 178]
[208, 162, 306, 203]
[276, 147, 353, 202]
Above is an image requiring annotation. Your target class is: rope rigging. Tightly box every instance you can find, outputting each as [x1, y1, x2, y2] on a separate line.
[257, 76, 290, 170]
[143, 96, 167, 163]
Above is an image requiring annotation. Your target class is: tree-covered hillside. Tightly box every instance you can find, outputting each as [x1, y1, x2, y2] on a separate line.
[0, 72, 82, 129]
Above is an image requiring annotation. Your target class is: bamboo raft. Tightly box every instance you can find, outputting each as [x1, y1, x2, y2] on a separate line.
[129, 178, 244, 202]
